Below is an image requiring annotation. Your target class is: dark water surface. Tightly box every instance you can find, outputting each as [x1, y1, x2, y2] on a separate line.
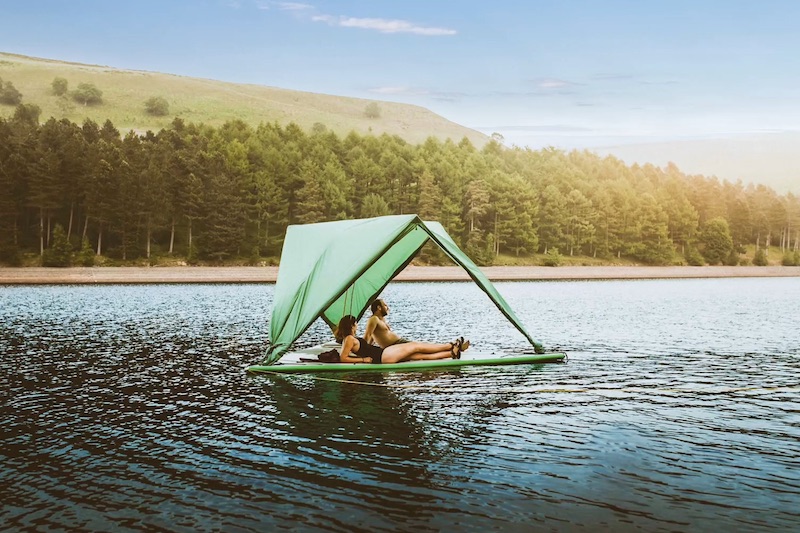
[1, 278, 799, 532]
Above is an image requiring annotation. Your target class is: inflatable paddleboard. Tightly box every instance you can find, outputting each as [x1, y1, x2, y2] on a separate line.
[247, 342, 566, 374]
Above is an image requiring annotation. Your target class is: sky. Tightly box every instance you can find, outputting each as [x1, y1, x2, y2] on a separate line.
[2, 0, 800, 151]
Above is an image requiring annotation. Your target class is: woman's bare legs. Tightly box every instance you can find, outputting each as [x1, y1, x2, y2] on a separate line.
[382, 340, 464, 363]
[405, 350, 453, 361]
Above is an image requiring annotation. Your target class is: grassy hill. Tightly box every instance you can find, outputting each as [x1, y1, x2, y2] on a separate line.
[0, 51, 489, 146]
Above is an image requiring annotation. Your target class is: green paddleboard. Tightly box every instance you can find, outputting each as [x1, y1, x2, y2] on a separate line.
[247, 352, 566, 374]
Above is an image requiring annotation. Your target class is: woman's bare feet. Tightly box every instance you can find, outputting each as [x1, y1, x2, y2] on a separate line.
[451, 337, 470, 359]
[450, 340, 461, 359]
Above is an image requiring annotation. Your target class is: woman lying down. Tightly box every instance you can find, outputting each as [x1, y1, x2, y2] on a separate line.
[334, 315, 469, 364]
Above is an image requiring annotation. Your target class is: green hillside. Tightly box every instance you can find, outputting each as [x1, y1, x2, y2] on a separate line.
[0, 51, 488, 145]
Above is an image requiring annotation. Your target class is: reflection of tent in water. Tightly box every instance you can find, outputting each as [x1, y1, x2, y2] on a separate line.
[251, 215, 565, 372]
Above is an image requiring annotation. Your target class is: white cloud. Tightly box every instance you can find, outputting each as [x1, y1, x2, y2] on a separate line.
[591, 73, 636, 81]
[276, 2, 313, 10]
[260, 2, 456, 35]
[367, 86, 464, 102]
[255, 1, 312, 10]
[536, 78, 572, 89]
[476, 125, 594, 133]
[369, 86, 428, 95]
[312, 15, 456, 36]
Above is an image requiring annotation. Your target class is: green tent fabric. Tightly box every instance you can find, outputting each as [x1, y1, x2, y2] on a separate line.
[262, 214, 544, 364]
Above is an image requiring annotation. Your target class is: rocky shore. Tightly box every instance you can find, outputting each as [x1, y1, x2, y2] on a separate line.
[1, 265, 798, 284]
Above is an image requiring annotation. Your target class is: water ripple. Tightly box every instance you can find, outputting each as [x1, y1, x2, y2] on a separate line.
[2, 279, 800, 531]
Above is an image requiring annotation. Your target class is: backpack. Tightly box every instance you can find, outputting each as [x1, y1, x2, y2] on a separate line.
[317, 349, 340, 363]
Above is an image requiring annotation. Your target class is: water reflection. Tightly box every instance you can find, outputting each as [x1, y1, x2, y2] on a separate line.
[1, 279, 799, 531]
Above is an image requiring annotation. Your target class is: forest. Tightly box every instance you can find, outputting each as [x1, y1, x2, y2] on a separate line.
[1, 102, 799, 267]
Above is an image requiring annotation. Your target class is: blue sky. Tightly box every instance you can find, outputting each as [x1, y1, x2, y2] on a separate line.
[2, 0, 800, 150]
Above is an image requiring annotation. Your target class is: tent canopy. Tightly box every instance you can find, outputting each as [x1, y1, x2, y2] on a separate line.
[262, 214, 544, 364]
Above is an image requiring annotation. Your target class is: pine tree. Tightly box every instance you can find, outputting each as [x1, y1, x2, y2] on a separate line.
[42, 224, 72, 267]
[537, 185, 567, 254]
[629, 194, 675, 264]
[77, 237, 95, 266]
[295, 161, 326, 224]
[700, 217, 734, 265]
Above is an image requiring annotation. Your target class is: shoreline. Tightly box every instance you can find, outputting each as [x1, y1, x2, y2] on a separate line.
[1, 265, 798, 284]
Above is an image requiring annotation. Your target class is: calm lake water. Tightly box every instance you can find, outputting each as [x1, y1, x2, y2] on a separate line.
[1, 278, 799, 532]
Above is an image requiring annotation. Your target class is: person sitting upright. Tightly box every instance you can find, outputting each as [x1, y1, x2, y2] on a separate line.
[363, 298, 410, 348]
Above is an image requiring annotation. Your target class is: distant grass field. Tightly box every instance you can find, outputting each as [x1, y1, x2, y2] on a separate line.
[0, 51, 488, 146]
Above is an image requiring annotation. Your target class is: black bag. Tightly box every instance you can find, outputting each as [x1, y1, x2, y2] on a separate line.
[317, 349, 340, 363]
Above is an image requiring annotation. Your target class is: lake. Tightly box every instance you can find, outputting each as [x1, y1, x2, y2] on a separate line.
[1, 278, 798, 531]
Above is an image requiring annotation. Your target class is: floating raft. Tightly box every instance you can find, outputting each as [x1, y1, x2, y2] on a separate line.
[247, 342, 566, 374]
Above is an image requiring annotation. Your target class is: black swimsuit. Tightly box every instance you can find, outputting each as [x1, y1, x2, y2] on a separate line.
[353, 337, 383, 364]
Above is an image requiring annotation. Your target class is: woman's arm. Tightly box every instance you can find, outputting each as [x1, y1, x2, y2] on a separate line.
[340, 335, 371, 363]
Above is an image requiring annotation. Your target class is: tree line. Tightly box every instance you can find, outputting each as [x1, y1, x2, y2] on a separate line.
[1, 103, 799, 267]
